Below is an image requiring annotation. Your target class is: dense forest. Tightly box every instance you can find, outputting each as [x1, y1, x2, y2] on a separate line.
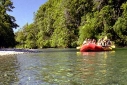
[15, 0, 127, 48]
[0, 0, 18, 48]
[1, 0, 127, 48]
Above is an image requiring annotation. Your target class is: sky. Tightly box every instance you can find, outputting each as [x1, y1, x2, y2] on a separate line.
[8, 0, 47, 32]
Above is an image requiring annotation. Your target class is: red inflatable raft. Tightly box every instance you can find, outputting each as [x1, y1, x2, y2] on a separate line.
[80, 43, 113, 52]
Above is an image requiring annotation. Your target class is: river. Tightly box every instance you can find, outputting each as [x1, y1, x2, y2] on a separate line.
[0, 48, 127, 85]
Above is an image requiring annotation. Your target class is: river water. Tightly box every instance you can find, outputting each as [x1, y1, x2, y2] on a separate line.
[0, 48, 127, 85]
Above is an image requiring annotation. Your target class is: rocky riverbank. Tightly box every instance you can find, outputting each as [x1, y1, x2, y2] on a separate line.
[0, 48, 40, 56]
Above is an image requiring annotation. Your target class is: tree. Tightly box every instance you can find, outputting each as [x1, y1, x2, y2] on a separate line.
[0, 0, 18, 48]
[15, 0, 127, 47]
[113, 2, 127, 46]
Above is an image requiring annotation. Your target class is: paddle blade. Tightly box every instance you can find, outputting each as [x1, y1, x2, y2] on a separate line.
[111, 45, 115, 48]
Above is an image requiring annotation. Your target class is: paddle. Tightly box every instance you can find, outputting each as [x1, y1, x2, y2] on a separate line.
[111, 45, 115, 48]
[108, 44, 115, 50]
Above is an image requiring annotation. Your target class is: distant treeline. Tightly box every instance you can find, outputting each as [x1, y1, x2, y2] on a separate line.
[1, 0, 127, 48]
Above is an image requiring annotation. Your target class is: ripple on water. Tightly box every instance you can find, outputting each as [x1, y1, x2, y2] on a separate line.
[1, 49, 127, 85]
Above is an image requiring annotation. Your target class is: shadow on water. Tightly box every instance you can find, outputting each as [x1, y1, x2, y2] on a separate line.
[113, 47, 127, 52]
[40, 48, 77, 52]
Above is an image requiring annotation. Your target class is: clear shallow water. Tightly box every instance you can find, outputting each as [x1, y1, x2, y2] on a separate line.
[0, 48, 127, 85]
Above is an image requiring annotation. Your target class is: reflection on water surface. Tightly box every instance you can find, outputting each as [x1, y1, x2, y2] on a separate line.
[0, 48, 127, 85]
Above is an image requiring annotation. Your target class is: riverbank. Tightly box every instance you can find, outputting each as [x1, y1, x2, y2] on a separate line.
[0, 48, 40, 56]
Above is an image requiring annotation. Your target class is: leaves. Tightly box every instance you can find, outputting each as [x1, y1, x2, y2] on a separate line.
[0, 0, 18, 47]
[15, 0, 127, 48]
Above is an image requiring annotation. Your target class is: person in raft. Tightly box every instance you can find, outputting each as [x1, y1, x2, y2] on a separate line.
[82, 38, 88, 45]
[83, 38, 112, 47]
[83, 38, 97, 45]
[97, 38, 112, 47]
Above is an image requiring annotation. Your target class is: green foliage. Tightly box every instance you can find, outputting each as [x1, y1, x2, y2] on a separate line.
[113, 2, 127, 46]
[15, 0, 127, 48]
[78, 0, 127, 46]
[0, 0, 18, 48]
[78, 14, 96, 44]
[15, 23, 38, 48]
